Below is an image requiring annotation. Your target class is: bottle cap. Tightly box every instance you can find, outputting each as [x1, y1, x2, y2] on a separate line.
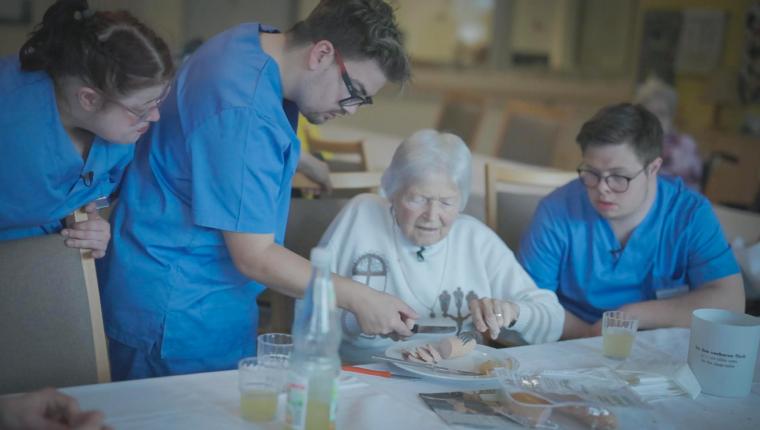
[310, 247, 332, 269]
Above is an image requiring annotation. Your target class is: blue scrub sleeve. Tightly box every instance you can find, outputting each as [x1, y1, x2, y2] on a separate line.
[189, 108, 288, 233]
[686, 201, 741, 286]
[518, 199, 565, 292]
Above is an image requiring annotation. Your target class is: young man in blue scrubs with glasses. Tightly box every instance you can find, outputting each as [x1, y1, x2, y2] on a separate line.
[99, 0, 417, 379]
[519, 103, 744, 339]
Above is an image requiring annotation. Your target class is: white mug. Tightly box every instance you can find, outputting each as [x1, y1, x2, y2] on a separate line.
[687, 308, 760, 398]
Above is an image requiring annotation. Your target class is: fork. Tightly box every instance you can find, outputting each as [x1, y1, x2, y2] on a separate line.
[457, 330, 481, 344]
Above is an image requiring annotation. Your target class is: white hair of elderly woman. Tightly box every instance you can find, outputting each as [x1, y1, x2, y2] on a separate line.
[634, 75, 678, 116]
[380, 129, 471, 210]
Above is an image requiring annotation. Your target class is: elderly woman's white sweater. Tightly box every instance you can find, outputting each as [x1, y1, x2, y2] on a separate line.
[318, 194, 564, 364]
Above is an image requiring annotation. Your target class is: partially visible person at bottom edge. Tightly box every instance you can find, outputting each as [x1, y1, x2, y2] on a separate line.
[318, 129, 565, 364]
[0, 0, 174, 258]
[99, 0, 418, 380]
[518, 103, 744, 339]
[0, 388, 109, 430]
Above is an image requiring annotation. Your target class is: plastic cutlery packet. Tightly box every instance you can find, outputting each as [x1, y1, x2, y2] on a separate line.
[613, 363, 701, 401]
[493, 367, 649, 429]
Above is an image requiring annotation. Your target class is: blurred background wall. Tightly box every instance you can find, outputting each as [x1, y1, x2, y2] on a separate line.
[0, 0, 756, 170]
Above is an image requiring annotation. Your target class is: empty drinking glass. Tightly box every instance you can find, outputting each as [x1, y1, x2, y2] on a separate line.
[257, 333, 293, 367]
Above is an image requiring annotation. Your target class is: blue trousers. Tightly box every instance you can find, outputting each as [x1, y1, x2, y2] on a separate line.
[108, 337, 252, 381]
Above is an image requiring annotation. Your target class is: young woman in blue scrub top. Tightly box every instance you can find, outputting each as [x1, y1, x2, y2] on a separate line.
[0, 0, 174, 257]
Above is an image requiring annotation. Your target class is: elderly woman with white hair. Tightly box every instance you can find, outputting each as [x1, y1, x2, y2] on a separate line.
[319, 129, 564, 363]
[634, 76, 703, 191]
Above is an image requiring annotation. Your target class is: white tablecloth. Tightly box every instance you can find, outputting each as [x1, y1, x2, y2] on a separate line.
[319, 125, 574, 221]
[62, 328, 760, 430]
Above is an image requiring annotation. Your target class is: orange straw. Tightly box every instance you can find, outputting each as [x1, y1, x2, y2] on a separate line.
[341, 365, 392, 378]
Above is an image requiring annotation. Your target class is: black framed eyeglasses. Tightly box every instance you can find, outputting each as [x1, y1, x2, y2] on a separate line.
[105, 83, 172, 123]
[334, 49, 373, 108]
[577, 165, 648, 193]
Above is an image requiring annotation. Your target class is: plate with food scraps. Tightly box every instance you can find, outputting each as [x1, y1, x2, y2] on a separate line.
[383, 337, 519, 381]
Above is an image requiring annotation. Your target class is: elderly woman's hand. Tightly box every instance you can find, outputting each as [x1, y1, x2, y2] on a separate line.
[349, 287, 418, 338]
[469, 298, 519, 340]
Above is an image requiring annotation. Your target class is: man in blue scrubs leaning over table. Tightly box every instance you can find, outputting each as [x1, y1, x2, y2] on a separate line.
[519, 103, 744, 339]
[99, 0, 417, 380]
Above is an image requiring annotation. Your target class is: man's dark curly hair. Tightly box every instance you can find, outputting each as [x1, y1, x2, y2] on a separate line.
[288, 0, 410, 84]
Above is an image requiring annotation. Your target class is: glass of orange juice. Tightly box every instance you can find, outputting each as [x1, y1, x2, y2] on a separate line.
[602, 311, 639, 359]
[238, 357, 287, 422]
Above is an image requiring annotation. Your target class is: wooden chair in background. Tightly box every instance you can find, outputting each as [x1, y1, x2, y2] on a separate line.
[485, 162, 576, 252]
[712, 204, 760, 245]
[434, 92, 487, 149]
[494, 100, 571, 167]
[291, 171, 382, 193]
[299, 131, 374, 199]
[711, 204, 760, 314]
[259, 171, 383, 334]
[699, 130, 760, 211]
[305, 130, 369, 172]
[0, 211, 110, 394]
[260, 130, 375, 334]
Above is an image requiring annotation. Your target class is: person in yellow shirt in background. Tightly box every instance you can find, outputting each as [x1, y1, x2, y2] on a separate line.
[297, 114, 334, 194]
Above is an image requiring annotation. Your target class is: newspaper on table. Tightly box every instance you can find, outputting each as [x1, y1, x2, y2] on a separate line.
[418, 389, 518, 429]
[493, 367, 649, 429]
[420, 367, 651, 429]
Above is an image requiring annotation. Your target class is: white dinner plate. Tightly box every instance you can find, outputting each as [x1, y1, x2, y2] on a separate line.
[384, 339, 519, 381]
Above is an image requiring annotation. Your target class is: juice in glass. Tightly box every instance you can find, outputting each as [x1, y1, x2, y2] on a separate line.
[238, 356, 286, 423]
[601, 311, 638, 359]
[305, 399, 332, 430]
[240, 388, 278, 422]
[602, 327, 635, 358]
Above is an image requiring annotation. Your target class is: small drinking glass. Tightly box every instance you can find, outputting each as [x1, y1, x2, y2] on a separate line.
[257, 333, 293, 366]
[602, 311, 639, 359]
[238, 357, 287, 422]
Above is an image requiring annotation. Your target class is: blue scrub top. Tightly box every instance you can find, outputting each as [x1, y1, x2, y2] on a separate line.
[0, 56, 134, 240]
[99, 24, 300, 364]
[518, 177, 740, 323]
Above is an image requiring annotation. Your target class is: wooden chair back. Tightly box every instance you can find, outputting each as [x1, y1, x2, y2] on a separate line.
[435, 92, 487, 148]
[495, 100, 570, 167]
[289, 172, 381, 258]
[0, 211, 110, 394]
[485, 162, 575, 251]
[291, 171, 382, 193]
[700, 130, 760, 209]
[712, 204, 760, 244]
[262, 172, 383, 334]
[306, 131, 369, 172]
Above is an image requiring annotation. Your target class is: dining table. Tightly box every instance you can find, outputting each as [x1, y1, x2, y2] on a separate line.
[60, 327, 760, 429]
[318, 124, 574, 222]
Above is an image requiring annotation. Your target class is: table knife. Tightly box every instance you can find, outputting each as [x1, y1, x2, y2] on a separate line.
[411, 324, 457, 334]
